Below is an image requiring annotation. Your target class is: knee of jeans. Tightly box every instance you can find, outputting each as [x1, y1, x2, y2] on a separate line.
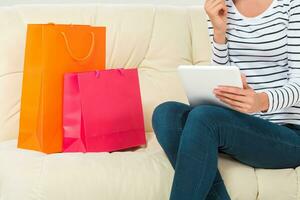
[187, 105, 228, 130]
[152, 101, 189, 136]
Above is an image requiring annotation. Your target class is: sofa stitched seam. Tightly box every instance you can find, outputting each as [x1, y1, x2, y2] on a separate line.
[30, 156, 46, 200]
[187, 8, 194, 65]
[4, 109, 20, 123]
[0, 71, 23, 78]
[296, 169, 299, 200]
[138, 6, 157, 67]
[253, 168, 260, 200]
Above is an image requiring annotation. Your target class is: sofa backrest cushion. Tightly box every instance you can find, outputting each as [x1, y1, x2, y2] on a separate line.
[0, 4, 211, 142]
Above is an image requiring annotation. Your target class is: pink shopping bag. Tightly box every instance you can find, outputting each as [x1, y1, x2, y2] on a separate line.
[63, 68, 146, 152]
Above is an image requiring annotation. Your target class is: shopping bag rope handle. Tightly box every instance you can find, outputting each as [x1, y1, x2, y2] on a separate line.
[60, 32, 95, 62]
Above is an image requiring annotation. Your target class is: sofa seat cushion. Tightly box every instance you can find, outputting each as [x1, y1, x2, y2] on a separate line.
[0, 133, 174, 200]
[1, 132, 300, 200]
[218, 154, 299, 200]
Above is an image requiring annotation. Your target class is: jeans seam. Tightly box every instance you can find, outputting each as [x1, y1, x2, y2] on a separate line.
[191, 151, 210, 200]
[181, 120, 219, 200]
[210, 181, 225, 199]
[191, 107, 300, 148]
[209, 190, 221, 200]
[221, 124, 300, 149]
[179, 151, 208, 165]
[198, 118, 300, 149]
[212, 179, 224, 186]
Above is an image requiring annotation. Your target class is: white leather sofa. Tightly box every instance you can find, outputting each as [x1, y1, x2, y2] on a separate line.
[0, 4, 299, 200]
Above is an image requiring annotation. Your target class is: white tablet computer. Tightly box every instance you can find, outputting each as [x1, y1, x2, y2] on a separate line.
[178, 65, 243, 108]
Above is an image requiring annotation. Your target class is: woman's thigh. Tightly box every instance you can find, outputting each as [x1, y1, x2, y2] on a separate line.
[186, 105, 300, 169]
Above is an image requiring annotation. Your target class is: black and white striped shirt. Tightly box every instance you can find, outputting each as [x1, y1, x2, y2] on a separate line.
[207, 0, 300, 125]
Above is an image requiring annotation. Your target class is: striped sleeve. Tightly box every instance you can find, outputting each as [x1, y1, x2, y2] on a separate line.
[207, 19, 230, 66]
[264, 0, 300, 112]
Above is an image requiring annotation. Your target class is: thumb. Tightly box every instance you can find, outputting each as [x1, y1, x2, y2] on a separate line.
[223, 4, 228, 16]
[220, 5, 227, 17]
[241, 74, 250, 89]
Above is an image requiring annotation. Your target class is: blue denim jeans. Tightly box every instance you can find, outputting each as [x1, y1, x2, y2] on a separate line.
[152, 102, 300, 200]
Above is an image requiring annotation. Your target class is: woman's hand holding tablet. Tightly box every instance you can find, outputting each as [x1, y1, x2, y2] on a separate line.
[178, 65, 269, 113]
[214, 74, 269, 114]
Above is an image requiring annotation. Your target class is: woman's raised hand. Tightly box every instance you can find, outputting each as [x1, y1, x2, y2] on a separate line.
[205, 0, 228, 44]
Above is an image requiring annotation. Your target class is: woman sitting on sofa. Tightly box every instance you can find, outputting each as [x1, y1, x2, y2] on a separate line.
[152, 0, 300, 199]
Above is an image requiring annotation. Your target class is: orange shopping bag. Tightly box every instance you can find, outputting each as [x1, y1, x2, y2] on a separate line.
[18, 24, 106, 153]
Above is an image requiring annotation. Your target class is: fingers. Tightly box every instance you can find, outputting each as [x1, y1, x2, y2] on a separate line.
[223, 4, 228, 15]
[206, 0, 225, 6]
[213, 80, 256, 114]
[215, 91, 247, 103]
[205, 0, 226, 14]
[215, 86, 247, 96]
[209, 1, 226, 13]
[205, 0, 227, 33]
[216, 95, 250, 113]
[212, 0, 226, 9]
[241, 73, 250, 89]
[205, 0, 217, 5]
[216, 95, 245, 108]
[213, 3, 227, 16]
[214, 86, 253, 113]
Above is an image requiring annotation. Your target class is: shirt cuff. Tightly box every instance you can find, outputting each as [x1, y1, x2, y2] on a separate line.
[212, 38, 228, 51]
[264, 90, 275, 113]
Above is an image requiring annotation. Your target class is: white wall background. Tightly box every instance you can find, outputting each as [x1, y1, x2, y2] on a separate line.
[0, 0, 204, 6]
